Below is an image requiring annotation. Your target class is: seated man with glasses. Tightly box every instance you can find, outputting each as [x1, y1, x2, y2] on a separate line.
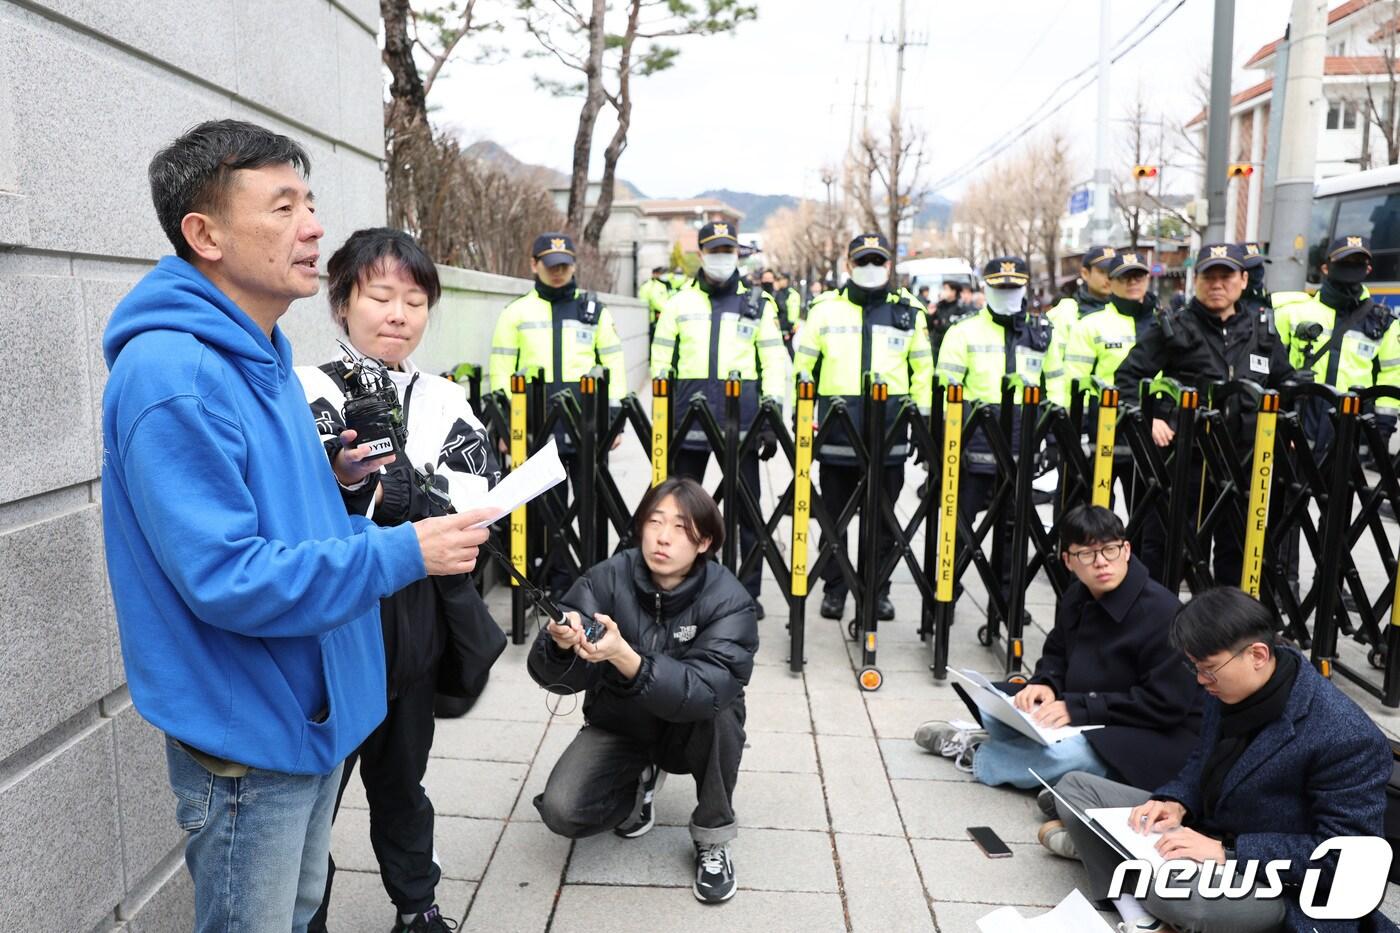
[1046, 586, 1393, 933]
[915, 506, 1200, 801]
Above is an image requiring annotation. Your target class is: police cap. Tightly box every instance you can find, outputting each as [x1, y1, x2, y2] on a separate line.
[1082, 245, 1118, 270]
[1195, 242, 1246, 274]
[1107, 251, 1150, 278]
[1328, 235, 1373, 262]
[1240, 241, 1271, 268]
[532, 232, 576, 267]
[698, 221, 739, 250]
[983, 256, 1030, 287]
[848, 232, 892, 261]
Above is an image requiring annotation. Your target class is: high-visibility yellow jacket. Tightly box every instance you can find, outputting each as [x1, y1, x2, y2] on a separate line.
[1058, 299, 1156, 408]
[936, 307, 1053, 472]
[489, 286, 626, 405]
[638, 278, 671, 324]
[1274, 286, 1400, 404]
[1044, 287, 1110, 408]
[793, 285, 933, 463]
[651, 276, 788, 447]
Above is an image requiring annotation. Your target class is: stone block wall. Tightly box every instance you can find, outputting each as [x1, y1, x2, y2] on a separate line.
[0, 2, 643, 927]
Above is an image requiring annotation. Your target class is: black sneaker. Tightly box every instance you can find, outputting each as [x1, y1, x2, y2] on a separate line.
[615, 766, 666, 838]
[876, 595, 895, 621]
[1037, 786, 1057, 819]
[820, 592, 845, 619]
[753, 601, 766, 621]
[693, 841, 737, 903]
[391, 906, 457, 932]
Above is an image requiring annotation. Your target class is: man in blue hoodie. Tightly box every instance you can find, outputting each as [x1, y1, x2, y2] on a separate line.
[101, 119, 495, 933]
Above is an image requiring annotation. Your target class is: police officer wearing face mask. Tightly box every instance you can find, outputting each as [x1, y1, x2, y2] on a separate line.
[490, 231, 626, 593]
[795, 233, 934, 622]
[1115, 243, 1296, 585]
[1275, 236, 1400, 447]
[760, 268, 801, 357]
[651, 221, 789, 614]
[936, 257, 1052, 622]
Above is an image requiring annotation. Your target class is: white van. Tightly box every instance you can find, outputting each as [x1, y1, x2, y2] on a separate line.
[896, 257, 976, 300]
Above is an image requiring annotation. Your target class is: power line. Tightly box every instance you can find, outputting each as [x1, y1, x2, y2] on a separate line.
[928, 0, 1188, 193]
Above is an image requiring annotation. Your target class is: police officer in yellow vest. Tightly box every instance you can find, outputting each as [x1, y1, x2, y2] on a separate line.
[795, 232, 934, 622]
[651, 221, 788, 610]
[1276, 235, 1400, 448]
[1045, 245, 1115, 397]
[639, 265, 673, 339]
[936, 256, 1052, 620]
[490, 231, 627, 591]
[1059, 250, 1158, 508]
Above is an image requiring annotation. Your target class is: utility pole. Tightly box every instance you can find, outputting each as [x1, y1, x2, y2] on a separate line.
[1267, 0, 1326, 291]
[1258, 25, 1291, 239]
[881, 0, 927, 259]
[1203, 0, 1236, 242]
[1090, 0, 1113, 245]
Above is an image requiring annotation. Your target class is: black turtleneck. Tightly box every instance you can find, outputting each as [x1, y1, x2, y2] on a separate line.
[1112, 291, 1156, 320]
[1320, 278, 1366, 314]
[534, 277, 577, 303]
[698, 270, 740, 298]
[845, 280, 891, 308]
[1077, 283, 1110, 315]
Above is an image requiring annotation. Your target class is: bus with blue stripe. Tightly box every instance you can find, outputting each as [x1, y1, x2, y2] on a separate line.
[1310, 165, 1400, 309]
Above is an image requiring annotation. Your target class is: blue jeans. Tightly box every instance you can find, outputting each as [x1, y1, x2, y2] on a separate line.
[165, 736, 343, 933]
[971, 718, 1111, 789]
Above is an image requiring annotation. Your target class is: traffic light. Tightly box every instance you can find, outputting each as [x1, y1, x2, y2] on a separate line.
[1228, 163, 1255, 178]
[1132, 164, 1158, 180]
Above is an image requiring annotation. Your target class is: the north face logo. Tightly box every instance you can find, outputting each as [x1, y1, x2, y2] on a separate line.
[674, 625, 697, 643]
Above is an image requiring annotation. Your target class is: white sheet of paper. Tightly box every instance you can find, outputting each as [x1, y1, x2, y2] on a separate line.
[1085, 807, 1167, 869]
[951, 669, 1104, 747]
[469, 437, 567, 527]
[976, 889, 1116, 932]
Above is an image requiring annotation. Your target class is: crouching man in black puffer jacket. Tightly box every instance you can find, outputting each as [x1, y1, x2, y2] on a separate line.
[528, 477, 759, 904]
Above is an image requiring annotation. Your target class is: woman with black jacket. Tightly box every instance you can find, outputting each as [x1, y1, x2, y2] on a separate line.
[528, 477, 759, 905]
[300, 228, 502, 933]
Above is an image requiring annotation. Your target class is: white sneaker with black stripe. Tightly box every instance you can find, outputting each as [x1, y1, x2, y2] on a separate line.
[693, 841, 736, 903]
[614, 765, 666, 838]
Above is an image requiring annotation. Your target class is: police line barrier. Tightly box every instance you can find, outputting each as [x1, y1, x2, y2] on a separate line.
[454, 361, 1400, 704]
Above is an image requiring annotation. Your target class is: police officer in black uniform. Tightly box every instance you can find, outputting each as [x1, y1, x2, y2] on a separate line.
[1115, 242, 1295, 586]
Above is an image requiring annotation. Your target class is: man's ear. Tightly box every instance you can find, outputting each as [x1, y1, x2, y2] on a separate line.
[180, 212, 224, 264]
[1121, 541, 1132, 562]
[1061, 551, 1072, 572]
[697, 536, 713, 556]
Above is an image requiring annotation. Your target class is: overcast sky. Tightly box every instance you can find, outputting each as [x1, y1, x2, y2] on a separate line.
[428, 0, 1292, 203]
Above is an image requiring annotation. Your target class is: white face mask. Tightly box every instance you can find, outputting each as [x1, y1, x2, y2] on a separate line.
[701, 252, 738, 282]
[850, 263, 890, 289]
[985, 286, 1026, 316]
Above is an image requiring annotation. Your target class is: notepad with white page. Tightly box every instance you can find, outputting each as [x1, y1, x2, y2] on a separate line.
[951, 668, 1104, 746]
[976, 889, 1116, 932]
[469, 437, 568, 527]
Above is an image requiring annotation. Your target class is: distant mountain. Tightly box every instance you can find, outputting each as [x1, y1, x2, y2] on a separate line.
[692, 189, 800, 229]
[694, 187, 955, 232]
[463, 140, 646, 200]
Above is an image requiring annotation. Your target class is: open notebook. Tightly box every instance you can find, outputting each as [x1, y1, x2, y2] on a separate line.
[976, 890, 1116, 932]
[952, 669, 1104, 746]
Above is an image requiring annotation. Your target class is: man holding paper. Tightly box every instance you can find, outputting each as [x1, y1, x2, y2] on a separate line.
[1050, 588, 1393, 933]
[915, 507, 1199, 796]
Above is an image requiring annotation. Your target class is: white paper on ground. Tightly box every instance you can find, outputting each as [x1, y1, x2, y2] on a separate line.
[1085, 807, 1167, 869]
[975, 889, 1116, 932]
[951, 669, 1104, 747]
[468, 437, 567, 527]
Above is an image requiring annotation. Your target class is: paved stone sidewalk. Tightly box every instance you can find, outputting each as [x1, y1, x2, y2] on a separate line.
[321, 398, 1400, 931]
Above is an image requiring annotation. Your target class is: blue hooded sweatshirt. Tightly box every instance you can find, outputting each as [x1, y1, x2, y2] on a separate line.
[102, 257, 425, 774]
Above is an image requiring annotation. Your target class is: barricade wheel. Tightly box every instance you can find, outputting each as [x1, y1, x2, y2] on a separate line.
[857, 667, 883, 691]
[1006, 674, 1028, 685]
[1369, 647, 1387, 670]
[847, 619, 859, 642]
[976, 625, 992, 647]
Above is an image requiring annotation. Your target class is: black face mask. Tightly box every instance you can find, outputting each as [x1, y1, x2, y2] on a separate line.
[534, 276, 577, 303]
[762, 282, 775, 294]
[1328, 261, 1370, 285]
[1246, 266, 1267, 295]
